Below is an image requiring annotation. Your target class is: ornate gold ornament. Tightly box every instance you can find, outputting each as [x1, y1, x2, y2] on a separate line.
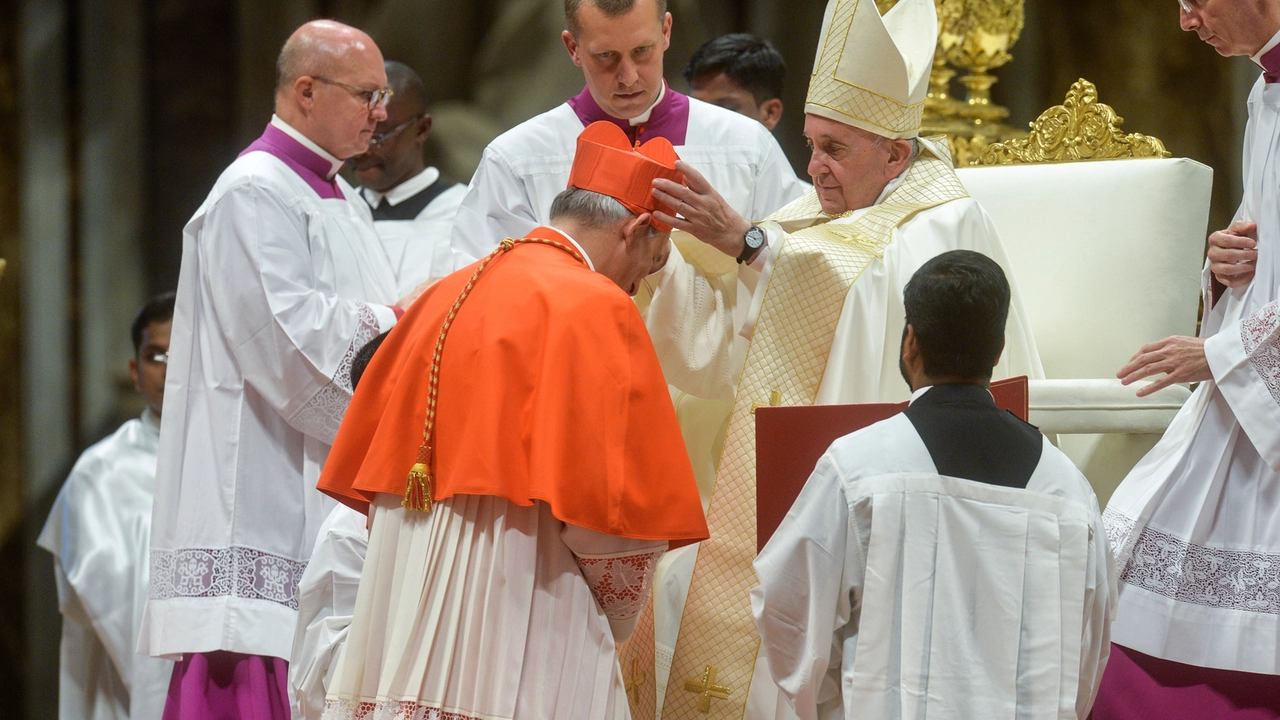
[974, 79, 1171, 165]
[880, 0, 1033, 165]
[683, 664, 732, 713]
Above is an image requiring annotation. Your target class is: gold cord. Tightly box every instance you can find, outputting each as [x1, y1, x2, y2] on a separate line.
[403, 236, 588, 511]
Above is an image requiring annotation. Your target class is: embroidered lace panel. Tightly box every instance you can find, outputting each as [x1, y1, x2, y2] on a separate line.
[1107, 511, 1280, 616]
[288, 303, 381, 443]
[575, 549, 664, 620]
[150, 546, 308, 610]
[322, 699, 483, 720]
[1102, 507, 1138, 567]
[1241, 300, 1280, 406]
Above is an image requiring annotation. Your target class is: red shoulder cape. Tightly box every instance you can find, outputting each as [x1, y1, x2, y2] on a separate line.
[318, 227, 708, 548]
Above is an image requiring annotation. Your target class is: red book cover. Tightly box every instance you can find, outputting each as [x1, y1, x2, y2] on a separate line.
[755, 376, 1029, 551]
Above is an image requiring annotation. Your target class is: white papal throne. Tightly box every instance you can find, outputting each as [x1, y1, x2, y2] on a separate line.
[955, 79, 1213, 505]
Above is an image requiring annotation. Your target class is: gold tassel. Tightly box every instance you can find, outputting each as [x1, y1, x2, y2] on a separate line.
[403, 446, 434, 512]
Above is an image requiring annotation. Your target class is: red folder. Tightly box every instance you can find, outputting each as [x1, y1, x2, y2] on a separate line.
[755, 376, 1029, 551]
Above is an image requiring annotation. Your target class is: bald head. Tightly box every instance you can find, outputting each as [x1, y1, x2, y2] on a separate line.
[276, 20, 378, 95]
[274, 20, 388, 160]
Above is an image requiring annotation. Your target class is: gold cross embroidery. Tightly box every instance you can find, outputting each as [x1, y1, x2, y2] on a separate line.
[625, 658, 646, 706]
[684, 664, 732, 713]
[750, 389, 783, 415]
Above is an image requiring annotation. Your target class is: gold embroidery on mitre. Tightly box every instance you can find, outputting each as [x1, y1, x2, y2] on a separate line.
[805, 0, 932, 137]
[684, 665, 732, 714]
[651, 146, 967, 719]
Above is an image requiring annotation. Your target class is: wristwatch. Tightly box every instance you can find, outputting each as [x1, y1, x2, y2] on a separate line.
[737, 225, 766, 264]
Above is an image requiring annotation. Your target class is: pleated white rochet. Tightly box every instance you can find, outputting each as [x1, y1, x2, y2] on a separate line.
[324, 493, 665, 720]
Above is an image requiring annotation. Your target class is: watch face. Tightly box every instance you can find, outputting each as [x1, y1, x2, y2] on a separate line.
[746, 226, 765, 249]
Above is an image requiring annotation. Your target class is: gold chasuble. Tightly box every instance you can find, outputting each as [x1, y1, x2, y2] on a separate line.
[618, 142, 968, 719]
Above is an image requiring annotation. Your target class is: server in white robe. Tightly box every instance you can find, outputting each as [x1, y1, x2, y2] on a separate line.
[448, 0, 807, 265]
[290, 326, 384, 720]
[139, 21, 407, 719]
[1096, 4, 1280, 717]
[350, 61, 467, 294]
[290, 505, 368, 720]
[615, 0, 1043, 715]
[753, 251, 1115, 720]
[39, 294, 177, 720]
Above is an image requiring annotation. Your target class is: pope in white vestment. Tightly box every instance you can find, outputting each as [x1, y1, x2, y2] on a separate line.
[40, 409, 175, 720]
[616, 0, 1042, 716]
[1100, 51, 1280, 700]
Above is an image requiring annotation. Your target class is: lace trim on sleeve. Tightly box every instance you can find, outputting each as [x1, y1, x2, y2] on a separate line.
[1241, 300, 1280, 407]
[287, 303, 381, 443]
[322, 699, 485, 720]
[574, 549, 664, 620]
[150, 546, 308, 611]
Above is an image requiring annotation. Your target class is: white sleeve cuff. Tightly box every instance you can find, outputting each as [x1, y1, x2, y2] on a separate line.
[369, 304, 398, 334]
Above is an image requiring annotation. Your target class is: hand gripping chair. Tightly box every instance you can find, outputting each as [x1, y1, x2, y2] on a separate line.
[954, 79, 1213, 505]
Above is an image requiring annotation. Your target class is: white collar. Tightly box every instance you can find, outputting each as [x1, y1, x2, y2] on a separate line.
[874, 163, 911, 206]
[1254, 28, 1280, 67]
[908, 383, 997, 405]
[142, 406, 161, 434]
[270, 114, 345, 179]
[542, 226, 596, 271]
[629, 81, 667, 126]
[908, 385, 933, 404]
[361, 167, 441, 208]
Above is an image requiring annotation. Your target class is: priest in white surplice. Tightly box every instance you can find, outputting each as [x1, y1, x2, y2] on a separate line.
[753, 251, 1114, 720]
[39, 294, 177, 720]
[139, 20, 410, 720]
[615, 0, 1042, 716]
[448, 0, 807, 265]
[1094, 2, 1280, 717]
[350, 61, 467, 295]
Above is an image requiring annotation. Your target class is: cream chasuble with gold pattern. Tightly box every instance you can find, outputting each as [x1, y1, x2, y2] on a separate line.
[625, 140, 1045, 719]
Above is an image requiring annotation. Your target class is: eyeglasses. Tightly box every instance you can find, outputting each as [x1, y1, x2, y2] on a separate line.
[369, 116, 423, 147]
[1177, 0, 1200, 13]
[143, 351, 168, 365]
[312, 76, 394, 110]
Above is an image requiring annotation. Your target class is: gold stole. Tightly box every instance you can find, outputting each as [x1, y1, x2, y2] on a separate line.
[620, 143, 968, 719]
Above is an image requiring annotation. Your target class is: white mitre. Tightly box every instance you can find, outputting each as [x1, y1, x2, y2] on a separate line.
[806, 0, 937, 139]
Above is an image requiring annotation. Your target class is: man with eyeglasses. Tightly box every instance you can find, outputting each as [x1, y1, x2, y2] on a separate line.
[138, 20, 413, 720]
[1092, 1, 1280, 718]
[351, 61, 467, 297]
[39, 292, 176, 720]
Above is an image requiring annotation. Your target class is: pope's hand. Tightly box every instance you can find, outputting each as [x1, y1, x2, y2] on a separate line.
[652, 160, 752, 258]
[1208, 220, 1257, 289]
[1117, 335, 1212, 397]
[397, 277, 440, 311]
